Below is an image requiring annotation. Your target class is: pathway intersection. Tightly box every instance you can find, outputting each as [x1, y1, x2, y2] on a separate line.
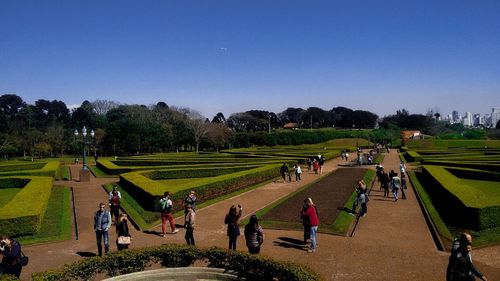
[21, 151, 500, 280]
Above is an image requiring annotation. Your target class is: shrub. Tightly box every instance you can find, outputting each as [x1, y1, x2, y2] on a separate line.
[0, 176, 53, 237]
[32, 245, 322, 281]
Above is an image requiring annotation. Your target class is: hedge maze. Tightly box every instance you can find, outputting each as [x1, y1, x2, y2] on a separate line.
[96, 141, 363, 229]
[402, 139, 500, 247]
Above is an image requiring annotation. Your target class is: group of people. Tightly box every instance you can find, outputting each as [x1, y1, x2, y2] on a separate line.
[376, 163, 407, 201]
[224, 204, 265, 254]
[306, 154, 325, 175]
[279, 162, 303, 182]
[159, 190, 197, 246]
[94, 189, 131, 256]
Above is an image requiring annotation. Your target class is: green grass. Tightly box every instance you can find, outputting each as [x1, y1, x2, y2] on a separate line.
[0, 188, 22, 208]
[55, 165, 71, 180]
[17, 186, 72, 245]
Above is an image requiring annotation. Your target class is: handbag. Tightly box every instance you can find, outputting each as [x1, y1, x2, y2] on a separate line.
[19, 251, 29, 266]
[117, 236, 131, 245]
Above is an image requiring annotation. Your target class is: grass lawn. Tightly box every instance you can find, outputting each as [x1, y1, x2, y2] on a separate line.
[0, 188, 22, 208]
[89, 165, 119, 178]
[18, 186, 72, 245]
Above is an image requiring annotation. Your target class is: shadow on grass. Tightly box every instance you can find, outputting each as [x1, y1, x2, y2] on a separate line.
[273, 237, 307, 251]
[337, 206, 357, 215]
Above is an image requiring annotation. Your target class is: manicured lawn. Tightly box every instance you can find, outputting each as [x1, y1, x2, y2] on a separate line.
[0, 188, 22, 208]
[18, 186, 72, 245]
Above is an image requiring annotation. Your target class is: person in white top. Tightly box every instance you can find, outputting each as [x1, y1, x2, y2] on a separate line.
[294, 164, 302, 182]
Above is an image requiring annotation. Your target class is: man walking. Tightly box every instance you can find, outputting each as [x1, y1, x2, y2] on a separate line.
[94, 203, 112, 256]
[160, 192, 179, 237]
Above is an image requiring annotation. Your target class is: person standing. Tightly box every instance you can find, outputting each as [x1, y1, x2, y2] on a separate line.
[244, 215, 264, 254]
[304, 198, 319, 253]
[224, 205, 242, 250]
[318, 155, 325, 174]
[184, 204, 196, 246]
[280, 163, 289, 182]
[116, 213, 131, 251]
[94, 203, 112, 256]
[184, 190, 197, 211]
[0, 236, 23, 278]
[159, 192, 179, 237]
[300, 198, 311, 243]
[381, 170, 390, 197]
[108, 187, 121, 224]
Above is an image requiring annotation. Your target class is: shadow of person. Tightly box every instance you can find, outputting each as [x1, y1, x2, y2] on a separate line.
[76, 251, 97, 257]
[337, 206, 356, 215]
[273, 241, 307, 250]
[277, 237, 305, 245]
[143, 230, 163, 236]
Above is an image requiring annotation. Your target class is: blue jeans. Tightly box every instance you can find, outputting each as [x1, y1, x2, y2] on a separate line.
[96, 230, 110, 256]
[310, 226, 318, 251]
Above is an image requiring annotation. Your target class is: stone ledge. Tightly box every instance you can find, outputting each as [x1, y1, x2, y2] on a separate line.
[102, 267, 241, 281]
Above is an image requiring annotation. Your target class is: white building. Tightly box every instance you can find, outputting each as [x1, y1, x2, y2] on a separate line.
[491, 107, 500, 128]
[463, 112, 473, 127]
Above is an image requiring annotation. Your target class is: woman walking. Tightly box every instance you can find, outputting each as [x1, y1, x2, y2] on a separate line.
[115, 213, 131, 251]
[224, 205, 242, 250]
[244, 215, 264, 254]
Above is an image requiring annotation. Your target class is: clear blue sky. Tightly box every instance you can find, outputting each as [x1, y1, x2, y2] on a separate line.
[1, 0, 499, 119]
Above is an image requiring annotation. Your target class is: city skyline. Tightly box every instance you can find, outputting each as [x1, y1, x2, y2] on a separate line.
[1, 1, 499, 120]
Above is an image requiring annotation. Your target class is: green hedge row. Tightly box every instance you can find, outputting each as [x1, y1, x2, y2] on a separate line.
[0, 161, 60, 177]
[0, 162, 45, 172]
[119, 164, 282, 212]
[421, 160, 500, 172]
[144, 165, 261, 180]
[31, 245, 322, 281]
[421, 166, 500, 230]
[0, 176, 54, 237]
[445, 167, 500, 181]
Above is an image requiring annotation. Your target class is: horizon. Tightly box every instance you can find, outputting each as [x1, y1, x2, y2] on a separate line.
[1, 1, 499, 119]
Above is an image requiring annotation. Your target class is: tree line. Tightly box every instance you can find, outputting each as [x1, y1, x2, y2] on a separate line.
[0, 94, 495, 158]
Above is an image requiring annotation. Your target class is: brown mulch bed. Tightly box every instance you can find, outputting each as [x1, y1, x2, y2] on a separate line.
[261, 168, 367, 228]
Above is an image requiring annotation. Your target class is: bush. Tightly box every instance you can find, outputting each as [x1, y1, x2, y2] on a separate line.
[0, 176, 53, 237]
[32, 245, 322, 281]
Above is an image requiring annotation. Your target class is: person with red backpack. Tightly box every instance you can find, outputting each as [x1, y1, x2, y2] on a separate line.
[108, 186, 121, 223]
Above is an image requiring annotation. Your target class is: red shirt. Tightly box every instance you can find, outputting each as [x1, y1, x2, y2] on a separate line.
[305, 205, 319, 226]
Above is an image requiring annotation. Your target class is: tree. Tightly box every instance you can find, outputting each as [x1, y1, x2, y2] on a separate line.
[207, 123, 231, 152]
[91, 99, 119, 115]
[34, 142, 51, 158]
[0, 94, 26, 118]
[189, 118, 211, 153]
[44, 124, 67, 156]
[211, 112, 226, 123]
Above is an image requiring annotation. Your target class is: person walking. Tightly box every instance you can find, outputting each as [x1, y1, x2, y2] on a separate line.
[244, 215, 264, 254]
[294, 164, 302, 182]
[304, 198, 319, 253]
[159, 192, 179, 237]
[184, 204, 196, 246]
[447, 240, 488, 281]
[0, 236, 23, 278]
[116, 213, 131, 251]
[94, 202, 112, 256]
[225, 205, 243, 250]
[108, 187, 121, 224]
[318, 155, 325, 174]
[391, 173, 402, 202]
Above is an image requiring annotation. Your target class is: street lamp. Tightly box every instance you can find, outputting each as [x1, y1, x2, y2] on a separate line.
[74, 126, 94, 181]
[267, 113, 272, 134]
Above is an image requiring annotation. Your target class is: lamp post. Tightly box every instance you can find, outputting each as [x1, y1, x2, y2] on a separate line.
[74, 126, 94, 181]
[267, 113, 272, 134]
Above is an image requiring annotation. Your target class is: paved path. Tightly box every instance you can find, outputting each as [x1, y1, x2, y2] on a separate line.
[21, 153, 500, 281]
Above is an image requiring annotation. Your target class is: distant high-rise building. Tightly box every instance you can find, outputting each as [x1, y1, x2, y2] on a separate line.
[464, 112, 473, 127]
[492, 107, 500, 128]
[452, 110, 460, 123]
[473, 114, 481, 127]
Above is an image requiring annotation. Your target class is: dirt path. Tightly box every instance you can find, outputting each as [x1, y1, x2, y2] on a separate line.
[21, 154, 500, 281]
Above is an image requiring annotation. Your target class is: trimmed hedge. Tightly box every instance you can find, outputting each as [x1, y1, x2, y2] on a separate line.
[0, 161, 60, 177]
[119, 164, 283, 212]
[421, 165, 500, 230]
[0, 176, 54, 237]
[31, 245, 322, 281]
[144, 165, 260, 180]
[0, 162, 45, 172]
